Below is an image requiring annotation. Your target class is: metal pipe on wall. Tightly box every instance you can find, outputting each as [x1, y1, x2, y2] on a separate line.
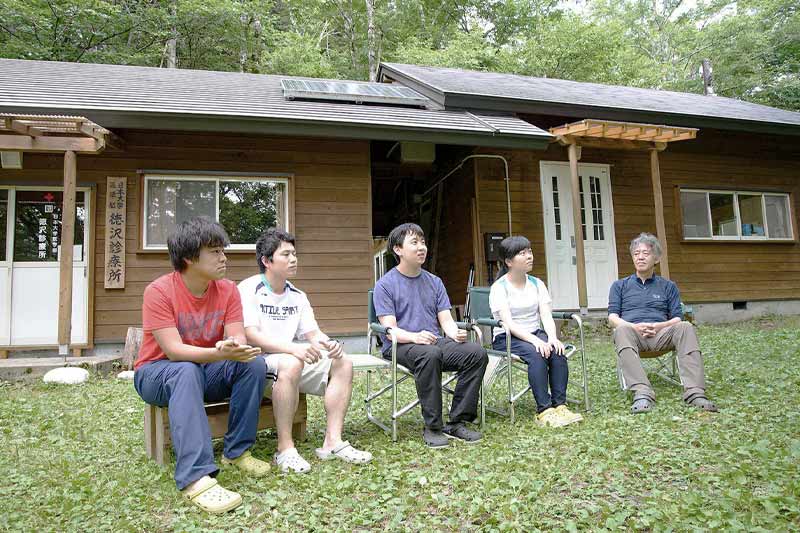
[421, 153, 512, 236]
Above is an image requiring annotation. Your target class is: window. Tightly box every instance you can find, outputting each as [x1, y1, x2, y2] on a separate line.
[13, 190, 86, 262]
[589, 175, 605, 241]
[143, 175, 289, 249]
[578, 177, 586, 240]
[680, 188, 794, 241]
[551, 176, 561, 241]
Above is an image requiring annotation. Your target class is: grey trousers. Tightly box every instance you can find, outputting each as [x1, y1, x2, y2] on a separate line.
[612, 321, 706, 401]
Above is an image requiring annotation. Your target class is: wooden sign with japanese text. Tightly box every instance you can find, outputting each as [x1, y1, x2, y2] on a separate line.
[104, 177, 127, 289]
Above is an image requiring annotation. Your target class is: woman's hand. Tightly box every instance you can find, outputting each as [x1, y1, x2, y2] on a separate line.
[550, 338, 566, 355]
[531, 337, 552, 358]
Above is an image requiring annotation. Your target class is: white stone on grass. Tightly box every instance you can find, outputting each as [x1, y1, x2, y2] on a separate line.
[117, 370, 135, 380]
[43, 367, 90, 385]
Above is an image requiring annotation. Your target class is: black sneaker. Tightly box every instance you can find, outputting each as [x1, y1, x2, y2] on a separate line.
[443, 423, 482, 444]
[423, 427, 450, 449]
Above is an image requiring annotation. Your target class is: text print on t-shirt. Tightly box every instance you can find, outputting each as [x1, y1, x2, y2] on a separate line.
[177, 310, 225, 343]
[260, 304, 299, 321]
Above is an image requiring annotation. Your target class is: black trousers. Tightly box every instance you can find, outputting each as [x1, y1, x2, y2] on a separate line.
[388, 338, 488, 430]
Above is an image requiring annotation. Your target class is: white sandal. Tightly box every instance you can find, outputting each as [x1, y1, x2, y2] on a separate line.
[182, 476, 242, 514]
[315, 441, 372, 464]
[274, 448, 311, 473]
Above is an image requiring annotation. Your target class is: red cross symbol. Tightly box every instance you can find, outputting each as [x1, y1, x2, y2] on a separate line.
[43, 192, 55, 202]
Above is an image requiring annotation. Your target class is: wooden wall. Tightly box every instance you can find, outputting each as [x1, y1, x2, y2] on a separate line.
[0, 130, 372, 344]
[433, 163, 475, 306]
[466, 129, 800, 305]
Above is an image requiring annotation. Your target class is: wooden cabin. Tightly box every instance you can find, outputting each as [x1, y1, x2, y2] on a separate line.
[0, 59, 549, 355]
[1, 58, 799, 357]
[381, 64, 800, 322]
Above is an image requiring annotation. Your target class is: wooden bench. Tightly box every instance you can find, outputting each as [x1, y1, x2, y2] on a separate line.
[124, 327, 306, 466]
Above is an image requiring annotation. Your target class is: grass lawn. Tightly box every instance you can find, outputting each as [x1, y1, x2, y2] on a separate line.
[1, 316, 799, 532]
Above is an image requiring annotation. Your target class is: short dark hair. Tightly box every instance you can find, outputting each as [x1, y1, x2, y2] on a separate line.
[167, 217, 230, 272]
[387, 223, 425, 259]
[255, 227, 295, 272]
[498, 235, 532, 275]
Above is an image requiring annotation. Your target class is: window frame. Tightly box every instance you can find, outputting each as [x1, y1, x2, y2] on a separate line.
[140, 173, 292, 252]
[677, 187, 796, 243]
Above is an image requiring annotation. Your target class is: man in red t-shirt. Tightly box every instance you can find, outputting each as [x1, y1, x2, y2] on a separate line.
[134, 217, 275, 514]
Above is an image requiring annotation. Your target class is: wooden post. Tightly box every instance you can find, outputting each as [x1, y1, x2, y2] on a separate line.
[568, 143, 588, 313]
[471, 198, 485, 286]
[650, 148, 670, 280]
[58, 150, 77, 355]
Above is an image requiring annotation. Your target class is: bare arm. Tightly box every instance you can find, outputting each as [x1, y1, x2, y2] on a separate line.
[438, 310, 466, 343]
[304, 329, 344, 359]
[153, 322, 260, 363]
[496, 307, 542, 346]
[607, 313, 629, 329]
[378, 315, 437, 345]
[608, 313, 681, 338]
[651, 317, 682, 332]
[539, 301, 565, 354]
[496, 307, 552, 356]
[224, 321, 249, 347]
[245, 326, 336, 364]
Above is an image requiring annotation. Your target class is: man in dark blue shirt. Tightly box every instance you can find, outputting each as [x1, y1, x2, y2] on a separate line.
[374, 223, 488, 448]
[608, 233, 717, 414]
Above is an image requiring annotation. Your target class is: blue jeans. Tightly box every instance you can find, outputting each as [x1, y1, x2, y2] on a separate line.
[134, 357, 267, 490]
[493, 331, 568, 414]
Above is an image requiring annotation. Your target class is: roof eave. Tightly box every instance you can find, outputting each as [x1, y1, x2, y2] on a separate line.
[0, 105, 552, 151]
[378, 64, 448, 107]
[441, 94, 800, 137]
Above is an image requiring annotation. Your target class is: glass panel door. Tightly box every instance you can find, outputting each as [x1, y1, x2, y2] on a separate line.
[13, 190, 86, 262]
[9, 187, 90, 346]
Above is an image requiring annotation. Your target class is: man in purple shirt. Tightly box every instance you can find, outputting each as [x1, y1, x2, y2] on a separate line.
[374, 223, 488, 448]
[608, 233, 717, 414]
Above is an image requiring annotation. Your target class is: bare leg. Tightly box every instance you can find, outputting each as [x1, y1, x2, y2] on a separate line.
[321, 357, 353, 450]
[271, 355, 303, 453]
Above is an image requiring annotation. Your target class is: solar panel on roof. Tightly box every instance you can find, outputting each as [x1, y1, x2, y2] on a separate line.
[281, 79, 427, 107]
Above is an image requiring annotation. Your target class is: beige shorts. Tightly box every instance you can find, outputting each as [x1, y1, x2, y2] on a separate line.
[263, 353, 333, 397]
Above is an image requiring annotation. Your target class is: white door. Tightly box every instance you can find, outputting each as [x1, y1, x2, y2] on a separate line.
[540, 162, 618, 309]
[4, 187, 90, 346]
[0, 188, 10, 345]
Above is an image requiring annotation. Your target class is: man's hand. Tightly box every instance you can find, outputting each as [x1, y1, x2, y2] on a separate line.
[215, 337, 261, 362]
[532, 337, 552, 358]
[321, 338, 344, 359]
[448, 328, 467, 343]
[292, 343, 323, 365]
[413, 330, 437, 345]
[633, 323, 656, 338]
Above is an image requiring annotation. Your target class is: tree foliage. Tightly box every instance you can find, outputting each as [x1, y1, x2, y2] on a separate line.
[0, 0, 797, 110]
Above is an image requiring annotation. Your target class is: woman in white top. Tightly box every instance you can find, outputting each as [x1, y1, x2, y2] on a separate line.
[489, 236, 583, 427]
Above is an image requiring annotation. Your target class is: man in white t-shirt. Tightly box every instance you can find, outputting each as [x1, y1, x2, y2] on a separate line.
[238, 228, 372, 473]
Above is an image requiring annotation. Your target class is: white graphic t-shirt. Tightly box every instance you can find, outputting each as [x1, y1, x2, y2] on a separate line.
[238, 274, 319, 347]
[488, 274, 552, 340]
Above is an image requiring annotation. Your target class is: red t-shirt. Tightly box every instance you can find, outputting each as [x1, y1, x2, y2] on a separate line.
[135, 271, 244, 370]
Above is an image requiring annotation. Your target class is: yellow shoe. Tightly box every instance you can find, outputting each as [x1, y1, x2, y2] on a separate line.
[182, 476, 242, 514]
[554, 404, 584, 426]
[221, 450, 271, 477]
[536, 407, 565, 428]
